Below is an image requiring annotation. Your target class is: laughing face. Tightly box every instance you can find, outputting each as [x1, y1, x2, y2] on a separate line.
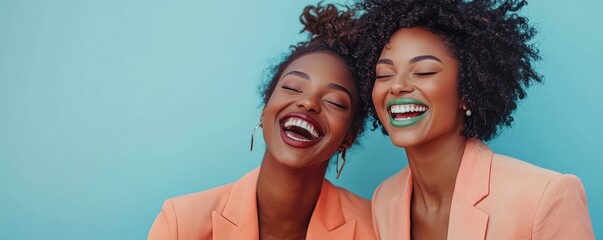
[262, 52, 357, 169]
[372, 28, 464, 148]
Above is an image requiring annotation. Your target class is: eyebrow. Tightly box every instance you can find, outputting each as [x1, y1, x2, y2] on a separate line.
[281, 70, 310, 81]
[376, 59, 394, 65]
[409, 55, 442, 64]
[328, 83, 353, 100]
[376, 55, 443, 66]
[282, 70, 353, 99]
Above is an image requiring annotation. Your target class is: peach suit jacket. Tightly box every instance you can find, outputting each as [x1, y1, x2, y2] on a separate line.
[148, 168, 376, 240]
[372, 140, 594, 240]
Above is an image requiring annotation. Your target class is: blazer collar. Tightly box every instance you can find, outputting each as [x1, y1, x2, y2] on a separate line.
[212, 168, 357, 239]
[447, 139, 493, 240]
[392, 140, 493, 240]
[306, 180, 356, 240]
[387, 168, 413, 240]
[212, 168, 261, 239]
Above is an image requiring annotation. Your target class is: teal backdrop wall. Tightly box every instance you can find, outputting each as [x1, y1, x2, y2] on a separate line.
[0, 0, 601, 239]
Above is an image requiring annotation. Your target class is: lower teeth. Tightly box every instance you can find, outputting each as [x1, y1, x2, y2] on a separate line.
[395, 116, 416, 120]
[286, 132, 311, 142]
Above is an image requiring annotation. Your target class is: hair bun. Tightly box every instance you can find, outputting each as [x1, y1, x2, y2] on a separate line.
[299, 3, 358, 54]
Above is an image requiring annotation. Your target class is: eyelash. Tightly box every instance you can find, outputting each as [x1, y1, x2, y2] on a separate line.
[376, 71, 437, 79]
[376, 75, 393, 79]
[282, 85, 348, 110]
[325, 100, 347, 110]
[281, 85, 301, 93]
[414, 71, 437, 76]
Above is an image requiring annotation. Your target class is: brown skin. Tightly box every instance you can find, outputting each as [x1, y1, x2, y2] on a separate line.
[257, 52, 357, 240]
[373, 28, 467, 240]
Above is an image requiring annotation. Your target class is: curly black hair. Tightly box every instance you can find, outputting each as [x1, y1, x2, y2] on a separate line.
[355, 0, 542, 141]
[259, 3, 368, 143]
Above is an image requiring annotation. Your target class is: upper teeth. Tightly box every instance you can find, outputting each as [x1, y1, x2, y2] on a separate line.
[283, 117, 320, 138]
[390, 104, 428, 114]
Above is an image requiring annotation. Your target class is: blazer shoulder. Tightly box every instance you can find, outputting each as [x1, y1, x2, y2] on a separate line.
[532, 174, 594, 239]
[169, 182, 234, 221]
[491, 153, 561, 179]
[148, 183, 236, 240]
[485, 154, 594, 237]
[159, 183, 235, 239]
[489, 154, 566, 201]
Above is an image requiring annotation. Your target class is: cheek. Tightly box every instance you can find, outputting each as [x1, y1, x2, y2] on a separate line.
[372, 83, 388, 117]
[264, 94, 287, 113]
[424, 75, 459, 101]
[327, 112, 354, 142]
[422, 79, 461, 117]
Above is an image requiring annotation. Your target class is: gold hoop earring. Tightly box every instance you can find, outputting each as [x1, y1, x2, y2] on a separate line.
[336, 148, 347, 179]
[250, 122, 262, 151]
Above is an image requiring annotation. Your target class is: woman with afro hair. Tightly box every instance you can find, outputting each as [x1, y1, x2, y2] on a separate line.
[355, 0, 594, 239]
[148, 3, 376, 240]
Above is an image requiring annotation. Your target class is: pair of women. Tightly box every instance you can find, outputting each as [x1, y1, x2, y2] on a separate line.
[149, 0, 595, 239]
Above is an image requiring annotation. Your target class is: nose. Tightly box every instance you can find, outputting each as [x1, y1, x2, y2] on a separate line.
[389, 75, 413, 95]
[297, 94, 321, 114]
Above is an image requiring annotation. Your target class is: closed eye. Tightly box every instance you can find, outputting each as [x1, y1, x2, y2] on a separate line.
[376, 75, 394, 79]
[325, 100, 348, 110]
[281, 85, 302, 93]
[414, 72, 437, 76]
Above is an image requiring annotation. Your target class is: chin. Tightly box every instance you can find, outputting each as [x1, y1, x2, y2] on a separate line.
[387, 130, 425, 148]
[272, 152, 313, 169]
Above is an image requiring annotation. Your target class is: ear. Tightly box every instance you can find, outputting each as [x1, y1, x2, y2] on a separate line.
[459, 96, 467, 110]
[341, 128, 359, 149]
[260, 107, 266, 123]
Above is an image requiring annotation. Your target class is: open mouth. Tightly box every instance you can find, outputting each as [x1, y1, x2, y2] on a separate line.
[389, 104, 428, 120]
[386, 98, 429, 127]
[279, 112, 323, 148]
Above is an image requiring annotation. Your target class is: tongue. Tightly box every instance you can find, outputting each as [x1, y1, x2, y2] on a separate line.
[394, 112, 423, 119]
[285, 130, 311, 141]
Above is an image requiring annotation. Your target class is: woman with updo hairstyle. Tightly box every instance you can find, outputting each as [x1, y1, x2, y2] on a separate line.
[148, 3, 376, 240]
[355, 0, 594, 239]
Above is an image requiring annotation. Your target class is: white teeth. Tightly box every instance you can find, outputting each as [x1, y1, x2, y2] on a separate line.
[286, 131, 312, 142]
[390, 104, 428, 114]
[283, 117, 320, 139]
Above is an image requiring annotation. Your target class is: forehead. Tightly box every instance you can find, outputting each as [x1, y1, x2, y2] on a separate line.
[282, 52, 355, 89]
[381, 28, 454, 61]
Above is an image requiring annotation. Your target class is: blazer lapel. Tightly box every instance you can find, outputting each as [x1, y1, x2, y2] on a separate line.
[387, 168, 412, 240]
[447, 140, 493, 240]
[306, 180, 356, 240]
[212, 168, 260, 240]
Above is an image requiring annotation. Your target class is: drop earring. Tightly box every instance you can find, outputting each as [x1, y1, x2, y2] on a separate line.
[250, 122, 262, 151]
[462, 103, 472, 117]
[336, 148, 347, 179]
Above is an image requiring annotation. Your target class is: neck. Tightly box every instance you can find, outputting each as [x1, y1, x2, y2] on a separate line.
[406, 132, 468, 210]
[256, 152, 328, 240]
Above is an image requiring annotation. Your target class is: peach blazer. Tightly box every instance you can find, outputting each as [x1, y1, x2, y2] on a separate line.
[148, 168, 376, 240]
[372, 140, 594, 240]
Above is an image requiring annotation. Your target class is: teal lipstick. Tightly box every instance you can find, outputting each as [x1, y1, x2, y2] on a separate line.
[386, 98, 428, 128]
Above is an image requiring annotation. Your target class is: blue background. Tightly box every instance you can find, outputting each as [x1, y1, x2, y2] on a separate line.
[0, 0, 601, 239]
